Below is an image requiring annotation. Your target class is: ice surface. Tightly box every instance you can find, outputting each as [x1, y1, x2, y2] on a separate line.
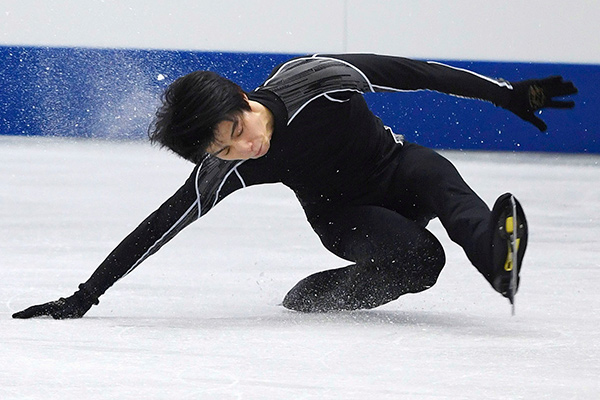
[1, 136, 599, 399]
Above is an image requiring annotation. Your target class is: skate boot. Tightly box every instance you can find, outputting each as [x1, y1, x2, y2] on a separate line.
[490, 193, 528, 313]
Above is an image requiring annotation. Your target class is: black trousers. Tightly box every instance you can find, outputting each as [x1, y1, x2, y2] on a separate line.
[283, 142, 494, 312]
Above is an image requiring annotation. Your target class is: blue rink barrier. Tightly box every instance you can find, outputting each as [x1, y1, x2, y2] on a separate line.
[1, 45, 598, 153]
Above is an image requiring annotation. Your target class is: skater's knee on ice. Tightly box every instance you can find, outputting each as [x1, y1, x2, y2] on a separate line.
[282, 267, 356, 313]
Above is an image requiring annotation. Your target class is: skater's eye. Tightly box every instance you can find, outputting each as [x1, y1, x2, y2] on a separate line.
[229, 118, 243, 139]
[234, 120, 244, 138]
[209, 116, 245, 159]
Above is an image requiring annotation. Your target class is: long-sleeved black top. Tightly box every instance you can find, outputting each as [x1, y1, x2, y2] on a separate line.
[82, 53, 514, 298]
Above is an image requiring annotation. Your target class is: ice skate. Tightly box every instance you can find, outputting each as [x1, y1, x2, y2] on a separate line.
[490, 193, 528, 313]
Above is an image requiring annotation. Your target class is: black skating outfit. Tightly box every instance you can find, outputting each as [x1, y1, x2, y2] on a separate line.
[81, 54, 520, 311]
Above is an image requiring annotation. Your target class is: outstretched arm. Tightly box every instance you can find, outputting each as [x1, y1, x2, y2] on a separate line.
[13, 156, 248, 319]
[324, 53, 578, 131]
[13, 166, 201, 319]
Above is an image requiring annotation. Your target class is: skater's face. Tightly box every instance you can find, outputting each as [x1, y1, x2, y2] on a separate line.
[208, 96, 274, 161]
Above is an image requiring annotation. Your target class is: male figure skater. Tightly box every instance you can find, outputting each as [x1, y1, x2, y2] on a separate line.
[13, 53, 577, 318]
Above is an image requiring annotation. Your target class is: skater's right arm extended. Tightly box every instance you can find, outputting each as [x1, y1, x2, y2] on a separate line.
[12, 156, 248, 319]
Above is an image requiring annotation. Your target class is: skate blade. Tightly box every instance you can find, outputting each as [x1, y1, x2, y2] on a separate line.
[507, 196, 519, 315]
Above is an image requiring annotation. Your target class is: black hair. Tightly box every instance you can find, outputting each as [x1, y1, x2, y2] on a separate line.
[148, 71, 250, 163]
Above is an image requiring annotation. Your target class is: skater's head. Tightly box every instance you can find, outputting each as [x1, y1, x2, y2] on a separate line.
[149, 71, 251, 163]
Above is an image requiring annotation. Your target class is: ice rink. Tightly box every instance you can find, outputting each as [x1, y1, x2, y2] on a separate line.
[1, 135, 599, 399]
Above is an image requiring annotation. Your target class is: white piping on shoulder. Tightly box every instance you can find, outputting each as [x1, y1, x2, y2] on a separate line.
[264, 55, 378, 125]
[288, 88, 363, 124]
[281, 55, 377, 124]
[324, 93, 349, 103]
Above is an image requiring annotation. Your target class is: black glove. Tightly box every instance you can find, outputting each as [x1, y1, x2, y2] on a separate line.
[504, 76, 577, 131]
[12, 284, 99, 319]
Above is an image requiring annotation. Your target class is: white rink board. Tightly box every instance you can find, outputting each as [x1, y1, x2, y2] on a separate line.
[2, 0, 600, 63]
[1, 136, 599, 399]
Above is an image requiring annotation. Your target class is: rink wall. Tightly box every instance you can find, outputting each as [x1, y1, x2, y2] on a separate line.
[1, 1, 599, 153]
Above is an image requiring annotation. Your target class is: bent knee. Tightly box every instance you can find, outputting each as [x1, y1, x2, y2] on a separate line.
[397, 231, 446, 291]
[383, 229, 446, 271]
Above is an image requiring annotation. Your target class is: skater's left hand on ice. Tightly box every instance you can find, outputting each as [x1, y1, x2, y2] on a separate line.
[504, 76, 578, 131]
